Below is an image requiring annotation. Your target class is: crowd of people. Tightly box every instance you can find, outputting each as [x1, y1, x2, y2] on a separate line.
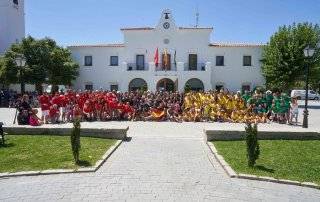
[14, 89, 300, 126]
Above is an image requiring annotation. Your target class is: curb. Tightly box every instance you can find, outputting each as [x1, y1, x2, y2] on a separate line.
[0, 140, 122, 179]
[206, 141, 320, 190]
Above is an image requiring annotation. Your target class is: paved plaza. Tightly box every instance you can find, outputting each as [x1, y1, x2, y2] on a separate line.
[0, 101, 319, 201]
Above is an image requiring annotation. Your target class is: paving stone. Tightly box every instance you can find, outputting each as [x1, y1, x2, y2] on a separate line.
[0, 108, 320, 201]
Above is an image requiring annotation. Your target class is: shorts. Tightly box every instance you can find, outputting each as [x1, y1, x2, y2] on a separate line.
[61, 107, 66, 113]
[42, 110, 49, 117]
[291, 111, 298, 118]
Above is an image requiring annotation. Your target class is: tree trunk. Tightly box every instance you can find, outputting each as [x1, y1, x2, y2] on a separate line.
[20, 82, 25, 95]
[35, 83, 43, 94]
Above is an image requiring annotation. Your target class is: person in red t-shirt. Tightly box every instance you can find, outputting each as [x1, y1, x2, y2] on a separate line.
[73, 104, 82, 120]
[49, 104, 60, 124]
[122, 102, 134, 120]
[39, 92, 51, 124]
[59, 94, 67, 122]
[83, 100, 93, 120]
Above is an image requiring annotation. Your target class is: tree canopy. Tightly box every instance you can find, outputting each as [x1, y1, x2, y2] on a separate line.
[0, 36, 79, 90]
[261, 23, 320, 91]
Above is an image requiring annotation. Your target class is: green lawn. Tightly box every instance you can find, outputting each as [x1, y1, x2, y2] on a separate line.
[213, 140, 320, 185]
[0, 135, 117, 173]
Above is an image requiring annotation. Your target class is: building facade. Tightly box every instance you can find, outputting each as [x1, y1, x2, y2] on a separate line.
[0, 0, 25, 54]
[70, 9, 265, 92]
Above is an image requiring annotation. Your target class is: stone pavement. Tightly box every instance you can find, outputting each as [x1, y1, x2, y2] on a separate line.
[0, 102, 320, 201]
[0, 122, 320, 201]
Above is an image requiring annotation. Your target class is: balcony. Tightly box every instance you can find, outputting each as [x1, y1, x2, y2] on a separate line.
[127, 63, 149, 71]
[155, 63, 177, 71]
[184, 63, 206, 71]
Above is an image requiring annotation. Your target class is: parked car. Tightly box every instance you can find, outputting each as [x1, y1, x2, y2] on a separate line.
[291, 90, 320, 100]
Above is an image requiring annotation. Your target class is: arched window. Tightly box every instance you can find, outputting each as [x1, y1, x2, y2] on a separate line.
[128, 78, 148, 91]
[157, 78, 175, 92]
[185, 78, 204, 92]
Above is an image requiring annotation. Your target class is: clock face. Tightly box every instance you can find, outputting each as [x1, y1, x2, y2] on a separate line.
[163, 22, 170, 29]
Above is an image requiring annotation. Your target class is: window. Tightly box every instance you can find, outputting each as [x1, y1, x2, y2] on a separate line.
[13, 0, 18, 5]
[85, 84, 93, 91]
[216, 85, 224, 91]
[242, 84, 251, 92]
[216, 56, 224, 66]
[136, 55, 145, 70]
[188, 54, 198, 70]
[110, 56, 118, 66]
[110, 84, 118, 91]
[243, 56, 252, 66]
[84, 56, 92, 66]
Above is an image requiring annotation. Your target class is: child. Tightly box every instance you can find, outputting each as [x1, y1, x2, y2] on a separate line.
[73, 104, 82, 121]
[290, 97, 299, 125]
[29, 109, 43, 126]
[49, 104, 60, 124]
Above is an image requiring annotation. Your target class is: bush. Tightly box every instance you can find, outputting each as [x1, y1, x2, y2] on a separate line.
[71, 119, 81, 164]
[245, 123, 260, 167]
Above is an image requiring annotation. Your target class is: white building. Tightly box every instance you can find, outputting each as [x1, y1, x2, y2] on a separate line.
[70, 9, 265, 93]
[0, 0, 25, 54]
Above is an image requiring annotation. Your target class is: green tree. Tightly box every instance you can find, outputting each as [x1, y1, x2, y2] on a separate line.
[71, 119, 81, 164]
[0, 36, 79, 92]
[261, 23, 320, 91]
[245, 123, 260, 167]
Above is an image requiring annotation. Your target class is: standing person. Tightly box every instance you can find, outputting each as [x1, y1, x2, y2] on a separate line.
[39, 92, 51, 124]
[290, 97, 299, 125]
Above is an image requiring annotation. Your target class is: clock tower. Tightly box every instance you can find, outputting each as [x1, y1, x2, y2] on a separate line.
[156, 9, 177, 31]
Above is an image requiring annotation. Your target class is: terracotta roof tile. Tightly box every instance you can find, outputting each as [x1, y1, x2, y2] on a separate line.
[68, 44, 125, 48]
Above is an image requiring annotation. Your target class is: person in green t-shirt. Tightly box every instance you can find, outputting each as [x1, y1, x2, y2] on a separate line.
[242, 90, 251, 106]
[265, 90, 273, 111]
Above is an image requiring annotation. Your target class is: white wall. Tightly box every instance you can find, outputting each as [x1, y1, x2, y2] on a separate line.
[0, 0, 25, 54]
[69, 9, 265, 93]
[209, 46, 265, 91]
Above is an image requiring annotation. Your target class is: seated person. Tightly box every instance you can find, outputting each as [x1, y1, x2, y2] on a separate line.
[29, 109, 43, 126]
[17, 94, 32, 125]
[49, 104, 60, 123]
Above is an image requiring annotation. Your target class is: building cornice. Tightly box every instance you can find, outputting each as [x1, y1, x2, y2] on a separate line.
[209, 42, 265, 47]
[120, 27, 213, 31]
[68, 43, 125, 48]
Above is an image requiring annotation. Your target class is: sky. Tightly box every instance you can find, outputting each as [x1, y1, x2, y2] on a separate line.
[25, 0, 320, 47]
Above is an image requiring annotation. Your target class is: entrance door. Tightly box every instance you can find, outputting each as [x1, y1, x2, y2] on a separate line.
[136, 55, 145, 70]
[161, 54, 171, 70]
[189, 54, 197, 70]
[157, 78, 175, 92]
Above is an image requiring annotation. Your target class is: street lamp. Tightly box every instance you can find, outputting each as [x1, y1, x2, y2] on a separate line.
[302, 46, 315, 128]
[14, 54, 26, 94]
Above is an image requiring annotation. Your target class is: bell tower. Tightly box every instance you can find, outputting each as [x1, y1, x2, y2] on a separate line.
[0, 0, 25, 54]
[156, 9, 177, 31]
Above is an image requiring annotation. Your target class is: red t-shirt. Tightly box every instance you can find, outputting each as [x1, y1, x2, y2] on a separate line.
[39, 95, 50, 110]
[49, 107, 59, 117]
[51, 95, 61, 107]
[123, 104, 133, 114]
[83, 103, 93, 113]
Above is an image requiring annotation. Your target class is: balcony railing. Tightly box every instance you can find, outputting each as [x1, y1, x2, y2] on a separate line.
[155, 63, 177, 71]
[184, 63, 206, 71]
[127, 63, 149, 71]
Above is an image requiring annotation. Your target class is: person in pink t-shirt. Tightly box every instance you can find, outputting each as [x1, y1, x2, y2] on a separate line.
[29, 109, 43, 126]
